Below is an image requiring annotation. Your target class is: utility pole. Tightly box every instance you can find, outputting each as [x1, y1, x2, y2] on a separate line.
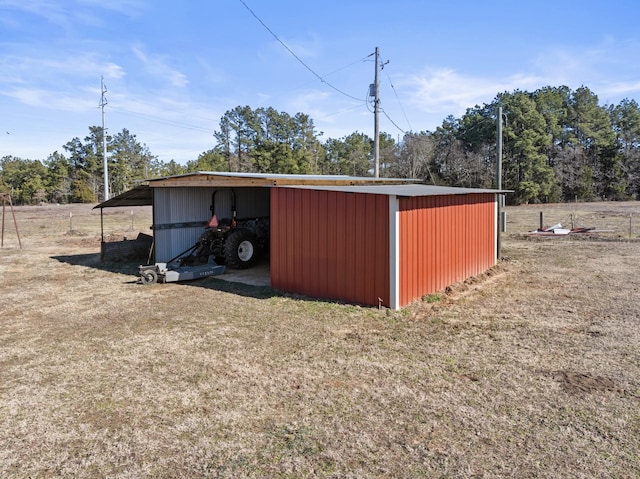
[371, 47, 388, 177]
[373, 47, 380, 178]
[100, 76, 110, 201]
[496, 106, 503, 259]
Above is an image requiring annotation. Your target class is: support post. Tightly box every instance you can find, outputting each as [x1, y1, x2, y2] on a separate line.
[1, 193, 22, 249]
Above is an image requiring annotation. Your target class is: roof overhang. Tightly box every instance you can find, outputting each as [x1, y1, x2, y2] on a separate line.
[93, 184, 152, 209]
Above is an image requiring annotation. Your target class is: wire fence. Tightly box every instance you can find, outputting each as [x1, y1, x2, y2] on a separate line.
[505, 202, 640, 239]
[0, 204, 153, 247]
[3, 202, 639, 249]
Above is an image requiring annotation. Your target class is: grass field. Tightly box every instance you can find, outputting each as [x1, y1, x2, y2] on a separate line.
[1, 202, 639, 478]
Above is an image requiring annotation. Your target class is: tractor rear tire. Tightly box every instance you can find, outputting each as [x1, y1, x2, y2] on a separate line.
[224, 229, 258, 269]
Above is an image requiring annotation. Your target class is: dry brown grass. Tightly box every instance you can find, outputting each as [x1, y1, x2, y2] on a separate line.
[1, 202, 639, 478]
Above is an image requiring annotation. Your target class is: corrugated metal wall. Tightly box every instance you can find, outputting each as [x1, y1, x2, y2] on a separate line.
[270, 188, 390, 307]
[235, 188, 271, 218]
[153, 187, 270, 261]
[398, 193, 496, 306]
[154, 187, 212, 261]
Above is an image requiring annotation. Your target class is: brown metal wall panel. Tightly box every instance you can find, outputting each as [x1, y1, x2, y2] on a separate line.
[370, 195, 390, 306]
[271, 188, 390, 307]
[398, 194, 496, 307]
[325, 191, 339, 300]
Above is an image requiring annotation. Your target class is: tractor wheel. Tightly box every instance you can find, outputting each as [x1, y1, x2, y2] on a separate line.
[224, 229, 258, 269]
[140, 269, 158, 285]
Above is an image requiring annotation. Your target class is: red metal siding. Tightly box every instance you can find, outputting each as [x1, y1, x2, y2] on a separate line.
[399, 194, 496, 307]
[271, 188, 390, 307]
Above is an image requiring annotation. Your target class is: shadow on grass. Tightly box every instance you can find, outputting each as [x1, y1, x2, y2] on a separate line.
[50, 253, 282, 300]
[51, 253, 140, 276]
[189, 276, 281, 300]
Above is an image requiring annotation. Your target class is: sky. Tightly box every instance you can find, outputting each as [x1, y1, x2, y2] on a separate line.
[1, 0, 639, 165]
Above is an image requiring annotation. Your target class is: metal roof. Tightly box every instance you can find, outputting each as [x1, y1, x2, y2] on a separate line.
[93, 184, 152, 209]
[146, 171, 419, 188]
[93, 173, 508, 210]
[148, 171, 415, 182]
[280, 184, 510, 197]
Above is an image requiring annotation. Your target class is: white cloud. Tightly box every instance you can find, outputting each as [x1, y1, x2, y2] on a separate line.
[398, 36, 640, 123]
[195, 57, 227, 85]
[0, 49, 125, 85]
[6, 87, 96, 111]
[286, 88, 332, 114]
[131, 45, 189, 88]
[104, 63, 126, 80]
[405, 68, 545, 116]
[599, 80, 640, 97]
[528, 38, 640, 98]
[0, 0, 144, 28]
[0, 48, 126, 114]
[275, 34, 322, 60]
[76, 0, 145, 17]
[530, 46, 604, 87]
[0, 0, 70, 26]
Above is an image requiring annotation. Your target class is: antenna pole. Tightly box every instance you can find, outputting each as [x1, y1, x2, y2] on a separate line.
[100, 76, 110, 201]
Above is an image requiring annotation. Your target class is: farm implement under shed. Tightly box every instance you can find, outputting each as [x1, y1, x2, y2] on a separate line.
[138, 189, 268, 284]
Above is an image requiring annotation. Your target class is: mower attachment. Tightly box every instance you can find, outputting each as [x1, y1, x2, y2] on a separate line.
[138, 256, 225, 284]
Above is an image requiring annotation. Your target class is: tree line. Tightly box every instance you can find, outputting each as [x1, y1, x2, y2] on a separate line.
[1, 85, 639, 205]
[406, 86, 640, 204]
[0, 126, 167, 205]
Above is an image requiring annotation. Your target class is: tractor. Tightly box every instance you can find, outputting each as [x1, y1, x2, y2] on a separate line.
[187, 189, 270, 269]
[138, 189, 269, 284]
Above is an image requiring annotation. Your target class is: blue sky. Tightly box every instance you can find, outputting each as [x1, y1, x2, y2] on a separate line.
[1, 0, 639, 165]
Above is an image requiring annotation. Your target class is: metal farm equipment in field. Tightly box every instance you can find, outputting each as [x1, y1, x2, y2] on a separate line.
[138, 189, 269, 284]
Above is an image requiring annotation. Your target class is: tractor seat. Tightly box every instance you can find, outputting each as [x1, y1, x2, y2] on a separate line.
[207, 214, 233, 229]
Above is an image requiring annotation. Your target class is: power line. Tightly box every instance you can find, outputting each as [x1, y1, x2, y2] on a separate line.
[264, 54, 373, 110]
[315, 102, 366, 121]
[366, 75, 409, 135]
[238, 0, 366, 103]
[386, 71, 413, 132]
[366, 75, 408, 135]
[109, 106, 213, 134]
[382, 109, 407, 135]
[324, 54, 374, 78]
